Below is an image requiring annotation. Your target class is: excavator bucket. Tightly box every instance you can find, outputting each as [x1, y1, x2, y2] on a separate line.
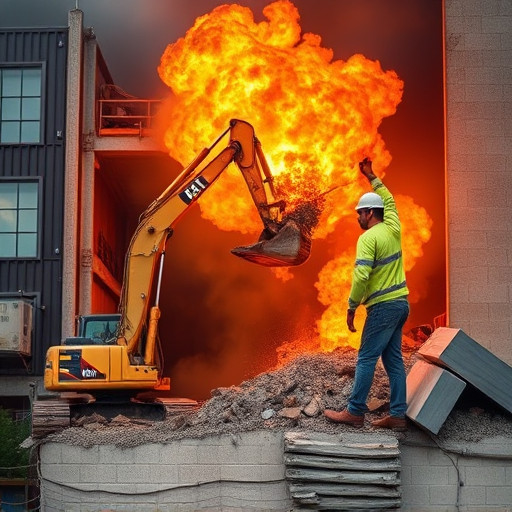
[232, 200, 322, 267]
[232, 219, 309, 267]
[231, 218, 311, 267]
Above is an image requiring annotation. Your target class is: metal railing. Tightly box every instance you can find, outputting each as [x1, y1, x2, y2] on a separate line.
[98, 99, 161, 136]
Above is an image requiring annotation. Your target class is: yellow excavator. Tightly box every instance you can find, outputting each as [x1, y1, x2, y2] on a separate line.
[36, 120, 313, 432]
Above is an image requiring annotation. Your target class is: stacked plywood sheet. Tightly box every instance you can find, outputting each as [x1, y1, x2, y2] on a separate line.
[284, 431, 401, 510]
[406, 327, 512, 435]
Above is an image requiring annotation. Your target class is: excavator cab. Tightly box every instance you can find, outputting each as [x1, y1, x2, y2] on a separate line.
[63, 314, 121, 346]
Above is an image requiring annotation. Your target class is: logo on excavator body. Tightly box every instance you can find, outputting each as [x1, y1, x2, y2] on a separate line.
[80, 358, 106, 380]
[58, 349, 106, 381]
[82, 368, 99, 378]
[179, 176, 210, 205]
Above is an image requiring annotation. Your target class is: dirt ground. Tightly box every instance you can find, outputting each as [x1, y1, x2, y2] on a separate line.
[46, 348, 512, 449]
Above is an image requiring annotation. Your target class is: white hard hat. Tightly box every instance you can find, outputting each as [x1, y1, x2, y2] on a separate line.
[355, 192, 384, 211]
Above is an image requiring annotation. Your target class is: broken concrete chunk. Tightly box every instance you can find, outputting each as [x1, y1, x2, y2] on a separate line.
[261, 408, 275, 420]
[303, 395, 322, 417]
[279, 407, 302, 420]
[110, 414, 132, 424]
[83, 422, 106, 430]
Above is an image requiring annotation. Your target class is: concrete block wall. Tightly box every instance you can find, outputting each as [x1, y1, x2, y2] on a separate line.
[39, 430, 512, 511]
[39, 431, 290, 512]
[400, 430, 512, 511]
[445, 0, 512, 364]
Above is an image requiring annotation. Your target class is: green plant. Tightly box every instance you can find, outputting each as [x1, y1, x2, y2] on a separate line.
[0, 407, 30, 479]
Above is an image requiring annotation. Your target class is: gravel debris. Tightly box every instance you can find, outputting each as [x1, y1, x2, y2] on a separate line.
[437, 407, 512, 443]
[44, 349, 512, 449]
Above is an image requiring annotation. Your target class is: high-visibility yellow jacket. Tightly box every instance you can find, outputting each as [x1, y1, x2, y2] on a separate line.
[348, 178, 408, 310]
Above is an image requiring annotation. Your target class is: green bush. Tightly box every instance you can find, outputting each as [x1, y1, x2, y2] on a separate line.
[0, 407, 30, 479]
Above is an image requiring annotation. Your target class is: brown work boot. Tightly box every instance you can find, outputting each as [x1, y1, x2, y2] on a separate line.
[323, 409, 364, 428]
[372, 415, 407, 432]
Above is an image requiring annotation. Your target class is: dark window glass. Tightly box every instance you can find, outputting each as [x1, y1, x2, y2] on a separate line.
[0, 67, 42, 144]
[0, 181, 39, 258]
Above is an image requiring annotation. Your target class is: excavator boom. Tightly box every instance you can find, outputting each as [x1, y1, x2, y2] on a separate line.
[119, 119, 310, 355]
[43, 119, 312, 396]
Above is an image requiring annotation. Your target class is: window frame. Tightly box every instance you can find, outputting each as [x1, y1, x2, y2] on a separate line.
[0, 62, 46, 146]
[0, 177, 43, 260]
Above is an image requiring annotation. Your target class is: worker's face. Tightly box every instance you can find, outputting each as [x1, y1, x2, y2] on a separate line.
[357, 208, 372, 230]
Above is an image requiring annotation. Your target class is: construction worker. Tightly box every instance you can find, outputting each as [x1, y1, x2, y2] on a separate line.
[324, 157, 409, 431]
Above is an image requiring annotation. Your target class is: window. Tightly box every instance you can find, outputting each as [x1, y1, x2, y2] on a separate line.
[0, 181, 40, 258]
[0, 67, 42, 144]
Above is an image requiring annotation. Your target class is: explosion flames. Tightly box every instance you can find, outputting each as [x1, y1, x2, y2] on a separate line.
[156, 0, 431, 353]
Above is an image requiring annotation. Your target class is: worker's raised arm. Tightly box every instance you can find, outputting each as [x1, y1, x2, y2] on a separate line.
[358, 158, 400, 235]
[358, 157, 377, 182]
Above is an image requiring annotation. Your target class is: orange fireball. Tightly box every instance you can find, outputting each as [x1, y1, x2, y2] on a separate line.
[156, 0, 432, 353]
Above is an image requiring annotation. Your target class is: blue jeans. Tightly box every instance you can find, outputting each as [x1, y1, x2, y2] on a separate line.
[347, 298, 409, 417]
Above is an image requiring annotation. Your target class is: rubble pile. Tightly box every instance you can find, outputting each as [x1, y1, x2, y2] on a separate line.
[46, 349, 512, 449]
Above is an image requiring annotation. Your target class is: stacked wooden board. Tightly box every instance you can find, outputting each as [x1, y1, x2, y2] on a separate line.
[406, 327, 512, 434]
[32, 399, 70, 438]
[284, 431, 401, 510]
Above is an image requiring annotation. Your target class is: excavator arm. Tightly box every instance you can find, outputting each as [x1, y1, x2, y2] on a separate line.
[43, 119, 312, 394]
[119, 119, 310, 361]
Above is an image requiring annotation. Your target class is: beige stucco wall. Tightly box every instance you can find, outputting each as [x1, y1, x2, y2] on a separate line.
[445, 0, 512, 364]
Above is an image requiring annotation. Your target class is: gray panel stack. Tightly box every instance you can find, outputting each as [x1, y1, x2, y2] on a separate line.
[418, 327, 512, 414]
[406, 358, 466, 434]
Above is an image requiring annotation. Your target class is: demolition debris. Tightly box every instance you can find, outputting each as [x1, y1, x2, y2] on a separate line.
[43, 348, 512, 449]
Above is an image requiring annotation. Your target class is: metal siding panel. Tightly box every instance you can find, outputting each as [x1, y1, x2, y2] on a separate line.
[0, 28, 67, 376]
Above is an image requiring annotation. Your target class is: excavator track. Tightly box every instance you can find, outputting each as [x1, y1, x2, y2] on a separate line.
[31, 396, 200, 439]
[32, 399, 71, 439]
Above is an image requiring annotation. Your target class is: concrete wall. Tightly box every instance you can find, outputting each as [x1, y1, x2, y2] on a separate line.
[401, 430, 512, 511]
[39, 430, 512, 511]
[39, 431, 290, 512]
[445, 0, 512, 364]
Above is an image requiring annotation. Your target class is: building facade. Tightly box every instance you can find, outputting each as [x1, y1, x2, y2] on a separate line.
[0, 25, 68, 411]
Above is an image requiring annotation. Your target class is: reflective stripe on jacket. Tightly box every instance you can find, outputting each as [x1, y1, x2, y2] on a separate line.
[348, 178, 408, 310]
